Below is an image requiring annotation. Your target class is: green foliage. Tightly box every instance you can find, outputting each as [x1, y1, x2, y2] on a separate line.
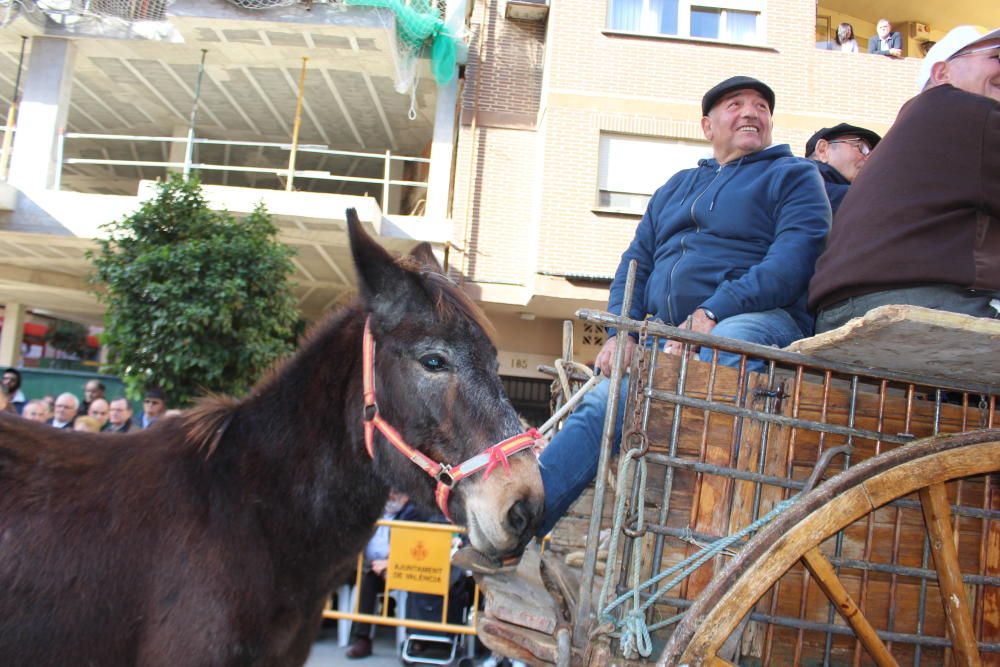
[89, 175, 299, 406]
[43, 319, 93, 359]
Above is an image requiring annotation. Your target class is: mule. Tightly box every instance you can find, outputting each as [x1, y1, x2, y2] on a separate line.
[0, 209, 544, 666]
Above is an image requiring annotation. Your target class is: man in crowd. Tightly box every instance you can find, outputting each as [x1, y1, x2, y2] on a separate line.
[48, 392, 79, 429]
[810, 26, 1000, 332]
[868, 19, 902, 57]
[22, 399, 48, 423]
[535, 76, 830, 536]
[107, 397, 134, 433]
[2, 368, 26, 415]
[79, 379, 106, 417]
[345, 490, 425, 659]
[138, 386, 167, 430]
[87, 397, 110, 431]
[805, 123, 881, 213]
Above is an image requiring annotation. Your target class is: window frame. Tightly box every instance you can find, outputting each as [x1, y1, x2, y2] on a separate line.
[604, 0, 767, 47]
[596, 132, 712, 216]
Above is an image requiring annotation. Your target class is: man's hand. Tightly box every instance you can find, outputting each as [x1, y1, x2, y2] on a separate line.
[595, 335, 637, 377]
[371, 559, 389, 576]
[665, 308, 717, 357]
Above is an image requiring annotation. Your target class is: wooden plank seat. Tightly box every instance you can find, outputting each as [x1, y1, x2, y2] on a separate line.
[786, 304, 1000, 387]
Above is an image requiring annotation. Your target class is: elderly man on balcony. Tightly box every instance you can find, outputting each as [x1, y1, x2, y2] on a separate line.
[868, 18, 902, 57]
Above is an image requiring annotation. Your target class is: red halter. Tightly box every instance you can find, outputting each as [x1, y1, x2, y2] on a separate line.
[361, 316, 540, 522]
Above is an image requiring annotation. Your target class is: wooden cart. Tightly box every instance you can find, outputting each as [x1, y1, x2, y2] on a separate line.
[476, 302, 1000, 667]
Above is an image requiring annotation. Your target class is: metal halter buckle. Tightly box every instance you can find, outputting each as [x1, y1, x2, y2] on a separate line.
[435, 466, 456, 488]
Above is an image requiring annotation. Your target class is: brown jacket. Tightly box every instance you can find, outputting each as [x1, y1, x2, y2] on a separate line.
[808, 84, 1000, 311]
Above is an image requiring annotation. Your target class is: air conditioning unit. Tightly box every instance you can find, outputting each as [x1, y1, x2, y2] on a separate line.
[902, 21, 931, 41]
[505, 0, 549, 22]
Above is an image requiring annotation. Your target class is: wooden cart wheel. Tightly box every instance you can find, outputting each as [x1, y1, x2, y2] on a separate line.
[658, 429, 1000, 667]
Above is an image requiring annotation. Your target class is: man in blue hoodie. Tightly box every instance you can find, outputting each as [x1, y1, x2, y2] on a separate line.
[536, 76, 831, 537]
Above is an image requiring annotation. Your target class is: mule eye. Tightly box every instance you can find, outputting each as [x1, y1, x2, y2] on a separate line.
[419, 353, 448, 372]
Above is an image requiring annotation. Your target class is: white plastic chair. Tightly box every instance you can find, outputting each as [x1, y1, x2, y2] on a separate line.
[335, 583, 407, 651]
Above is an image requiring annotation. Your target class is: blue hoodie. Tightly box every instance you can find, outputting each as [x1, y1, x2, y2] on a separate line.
[608, 144, 831, 337]
[812, 160, 851, 214]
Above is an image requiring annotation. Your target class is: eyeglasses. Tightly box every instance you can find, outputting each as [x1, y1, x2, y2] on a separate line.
[948, 44, 1000, 63]
[828, 139, 872, 156]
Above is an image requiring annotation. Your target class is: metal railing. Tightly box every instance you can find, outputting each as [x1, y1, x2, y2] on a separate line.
[322, 519, 480, 637]
[55, 131, 430, 215]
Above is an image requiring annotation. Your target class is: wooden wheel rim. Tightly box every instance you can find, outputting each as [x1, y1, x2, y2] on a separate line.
[658, 429, 1000, 666]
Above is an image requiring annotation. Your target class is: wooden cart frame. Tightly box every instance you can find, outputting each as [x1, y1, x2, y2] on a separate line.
[534, 266, 1000, 667]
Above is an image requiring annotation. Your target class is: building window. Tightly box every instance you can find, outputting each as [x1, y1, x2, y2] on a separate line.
[598, 133, 711, 214]
[607, 0, 763, 45]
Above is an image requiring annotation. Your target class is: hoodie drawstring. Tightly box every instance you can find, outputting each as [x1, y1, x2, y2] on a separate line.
[709, 155, 746, 211]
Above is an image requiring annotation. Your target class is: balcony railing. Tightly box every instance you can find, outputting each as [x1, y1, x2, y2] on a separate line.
[55, 131, 430, 216]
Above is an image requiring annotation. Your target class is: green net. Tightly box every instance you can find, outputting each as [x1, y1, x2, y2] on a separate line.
[344, 0, 456, 89]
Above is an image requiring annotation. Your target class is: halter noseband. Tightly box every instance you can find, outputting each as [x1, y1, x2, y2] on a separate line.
[361, 316, 540, 522]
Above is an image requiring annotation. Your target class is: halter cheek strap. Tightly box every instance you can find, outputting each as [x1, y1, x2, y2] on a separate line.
[361, 316, 540, 522]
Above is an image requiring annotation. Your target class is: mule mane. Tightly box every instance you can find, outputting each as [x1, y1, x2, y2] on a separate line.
[182, 395, 241, 457]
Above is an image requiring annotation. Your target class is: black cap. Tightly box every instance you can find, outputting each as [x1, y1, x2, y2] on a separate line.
[144, 386, 166, 401]
[805, 123, 882, 157]
[701, 76, 775, 116]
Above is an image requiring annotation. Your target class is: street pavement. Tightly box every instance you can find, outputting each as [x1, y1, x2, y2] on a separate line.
[305, 625, 401, 667]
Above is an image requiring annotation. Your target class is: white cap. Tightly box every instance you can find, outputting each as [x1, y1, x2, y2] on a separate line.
[917, 26, 1000, 91]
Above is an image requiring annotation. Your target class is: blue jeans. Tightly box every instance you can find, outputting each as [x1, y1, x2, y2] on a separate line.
[816, 285, 1000, 333]
[537, 309, 804, 537]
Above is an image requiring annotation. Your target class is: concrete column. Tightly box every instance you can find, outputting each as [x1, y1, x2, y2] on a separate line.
[168, 124, 189, 175]
[424, 0, 465, 221]
[9, 37, 77, 192]
[0, 302, 25, 367]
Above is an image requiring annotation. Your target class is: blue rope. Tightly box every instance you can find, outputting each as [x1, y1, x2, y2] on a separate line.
[600, 494, 799, 656]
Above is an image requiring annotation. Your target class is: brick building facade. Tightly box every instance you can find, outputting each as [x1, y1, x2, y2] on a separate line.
[452, 0, 922, 371]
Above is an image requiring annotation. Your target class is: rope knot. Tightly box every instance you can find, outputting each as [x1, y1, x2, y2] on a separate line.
[620, 611, 653, 659]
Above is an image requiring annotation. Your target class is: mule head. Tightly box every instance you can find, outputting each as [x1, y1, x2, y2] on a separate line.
[347, 209, 544, 560]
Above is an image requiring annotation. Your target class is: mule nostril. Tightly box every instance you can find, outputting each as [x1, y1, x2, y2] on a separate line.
[507, 499, 530, 536]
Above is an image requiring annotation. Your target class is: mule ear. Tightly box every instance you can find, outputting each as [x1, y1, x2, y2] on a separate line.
[347, 208, 429, 326]
[408, 241, 443, 274]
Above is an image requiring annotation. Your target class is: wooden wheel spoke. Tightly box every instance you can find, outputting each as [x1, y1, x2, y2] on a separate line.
[919, 483, 983, 666]
[801, 547, 899, 667]
[659, 431, 1000, 666]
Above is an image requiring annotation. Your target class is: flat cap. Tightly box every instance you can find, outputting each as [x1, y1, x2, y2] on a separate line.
[144, 386, 166, 401]
[805, 123, 882, 157]
[701, 76, 775, 116]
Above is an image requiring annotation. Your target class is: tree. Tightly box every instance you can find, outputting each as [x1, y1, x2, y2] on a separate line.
[89, 175, 299, 406]
[44, 319, 92, 359]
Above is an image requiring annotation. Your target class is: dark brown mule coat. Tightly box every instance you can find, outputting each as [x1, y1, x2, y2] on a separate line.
[0, 211, 541, 666]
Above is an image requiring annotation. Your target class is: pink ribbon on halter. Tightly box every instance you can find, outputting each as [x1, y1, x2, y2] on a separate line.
[361, 316, 540, 523]
[484, 441, 512, 480]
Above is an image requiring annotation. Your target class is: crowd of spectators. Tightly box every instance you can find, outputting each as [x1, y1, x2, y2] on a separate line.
[819, 18, 908, 58]
[0, 372, 169, 433]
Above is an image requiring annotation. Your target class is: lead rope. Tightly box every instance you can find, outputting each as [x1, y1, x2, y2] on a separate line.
[601, 495, 798, 655]
[595, 323, 653, 659]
